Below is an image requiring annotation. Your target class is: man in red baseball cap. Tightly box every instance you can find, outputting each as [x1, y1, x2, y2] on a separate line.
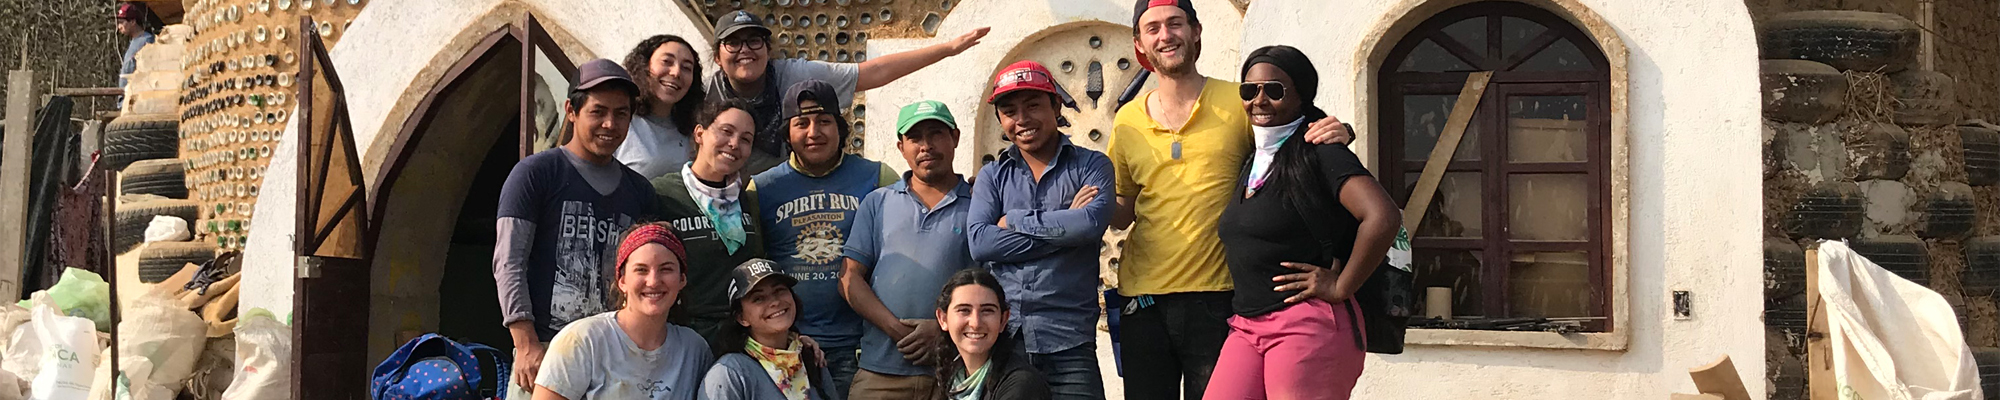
[114, 2, 159, 88]
[966, 60, 1115, 400]
[1110, 1, 1353, 398]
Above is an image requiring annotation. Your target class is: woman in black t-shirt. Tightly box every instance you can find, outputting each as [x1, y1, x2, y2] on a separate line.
[1205, 45, 1403, 400]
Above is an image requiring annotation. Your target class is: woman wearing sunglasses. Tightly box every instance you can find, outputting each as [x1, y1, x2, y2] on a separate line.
[1204, 45, 1402, 400]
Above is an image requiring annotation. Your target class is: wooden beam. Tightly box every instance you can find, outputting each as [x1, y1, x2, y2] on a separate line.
[1402, 71, 1493, 234]
[1806, 248, 1835, 400]
[1689, 355, 1753, 400]
[0, 69, 43, 300]
[51, 87, 124, 98]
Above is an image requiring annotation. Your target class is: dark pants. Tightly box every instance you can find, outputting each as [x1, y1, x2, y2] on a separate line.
[1119, 291, 1233, 400]
[1013, 332, 1107, 400]
[825, 345, 859, 400]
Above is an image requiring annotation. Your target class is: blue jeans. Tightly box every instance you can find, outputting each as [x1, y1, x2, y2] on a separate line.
[1014, 333, 1107, 400]
[824, 345, 859, 400]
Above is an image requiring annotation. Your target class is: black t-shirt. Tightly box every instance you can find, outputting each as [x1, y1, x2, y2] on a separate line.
[1218, 140, 1373, 317]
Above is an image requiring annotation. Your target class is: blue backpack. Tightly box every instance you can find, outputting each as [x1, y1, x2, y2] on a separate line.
[371, 334, 511, 400]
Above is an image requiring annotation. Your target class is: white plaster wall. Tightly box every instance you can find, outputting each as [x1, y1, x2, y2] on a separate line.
[240, 0, 706, 319]
[1240, 0, 1767, 399]
[859, 0, 1245, 173]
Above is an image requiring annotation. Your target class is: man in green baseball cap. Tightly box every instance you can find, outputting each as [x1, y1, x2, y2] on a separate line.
[839, 99, 977, 398]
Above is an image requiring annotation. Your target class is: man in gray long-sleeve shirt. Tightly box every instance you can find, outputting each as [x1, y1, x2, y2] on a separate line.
[492, 59, 658, 399]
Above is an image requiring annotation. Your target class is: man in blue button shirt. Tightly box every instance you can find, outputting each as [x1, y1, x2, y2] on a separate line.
[966, 60, 1115, 400]
[841, 100, 976, 399]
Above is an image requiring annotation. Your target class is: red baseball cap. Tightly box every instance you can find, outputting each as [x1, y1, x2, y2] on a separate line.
[1131, 0, 1198, 72]
[115, 2, 149, 20]
[987, 60, 1075, 107]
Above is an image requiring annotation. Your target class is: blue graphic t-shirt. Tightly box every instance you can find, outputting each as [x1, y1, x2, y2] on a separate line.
[497, 148, 657, 341]
[751, 154, 898, 348]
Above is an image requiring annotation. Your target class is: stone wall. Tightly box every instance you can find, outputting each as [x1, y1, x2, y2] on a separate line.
[1758, 9, 2000, 399]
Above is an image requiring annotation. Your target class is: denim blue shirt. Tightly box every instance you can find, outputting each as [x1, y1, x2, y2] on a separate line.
[843, 175, 975, 376]
[966, 138, 1116, 354]
[119, 32, 154, 88]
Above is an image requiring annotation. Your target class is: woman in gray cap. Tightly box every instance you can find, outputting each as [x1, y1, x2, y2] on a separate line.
[701, 259, 839, 400]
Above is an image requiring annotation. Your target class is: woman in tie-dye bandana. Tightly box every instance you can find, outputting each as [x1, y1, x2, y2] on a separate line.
[650, 99, 771, 344]
[531, 222, 714, 400]
[701, 259, 839, 400]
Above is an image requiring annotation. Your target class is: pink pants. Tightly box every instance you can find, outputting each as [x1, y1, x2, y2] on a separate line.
[1202, 299, 1366, 400]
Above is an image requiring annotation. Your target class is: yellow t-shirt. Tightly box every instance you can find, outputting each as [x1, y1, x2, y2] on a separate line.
[1109, 78, 1253, 296]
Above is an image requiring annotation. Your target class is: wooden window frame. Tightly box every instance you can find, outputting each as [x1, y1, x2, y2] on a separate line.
[1377, 1, 1614, 330]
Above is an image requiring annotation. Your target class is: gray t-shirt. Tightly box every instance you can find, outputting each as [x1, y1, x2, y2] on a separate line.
[617, 115, 693, 180]
[704, 58, 860, 168]
[535, 312, 714, 400]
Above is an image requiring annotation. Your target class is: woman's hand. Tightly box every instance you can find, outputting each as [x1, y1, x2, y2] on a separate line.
[799, 335, 828, 369]
[1303, 116, 1352, 145]
[1273, 261, 1347, 303]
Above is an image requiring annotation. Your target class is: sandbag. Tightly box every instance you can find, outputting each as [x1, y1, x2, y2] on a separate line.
[220, 311, 289, 400]
[1817, 240, 1982, 399]
[24, 299, 101, 400]
[117, 293, 207, 398]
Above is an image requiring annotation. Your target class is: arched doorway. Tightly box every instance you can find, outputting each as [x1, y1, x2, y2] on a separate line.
[361, 16, 579, 362]
[1376, 1, 1612, 328]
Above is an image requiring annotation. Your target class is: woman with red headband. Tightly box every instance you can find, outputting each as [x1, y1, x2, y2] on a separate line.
[533, 222, 715, 400]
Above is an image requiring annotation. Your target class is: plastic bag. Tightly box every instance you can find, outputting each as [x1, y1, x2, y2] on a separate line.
[116, 293, 206, 399]
[15, 269, 112, 332]
[24, 299, 100, 400]
[219, 310, 289, 400]
[1817, 241, 1982, 400]
[0, 304, 31, 359]
[0, 368, 25, 400]
[142, 216, 191, 243]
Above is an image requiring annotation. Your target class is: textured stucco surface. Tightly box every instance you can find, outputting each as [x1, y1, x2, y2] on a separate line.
[241, 0, 705, 321]
[1237, 0, 1766, 398]
[858, 0, 1245, 174]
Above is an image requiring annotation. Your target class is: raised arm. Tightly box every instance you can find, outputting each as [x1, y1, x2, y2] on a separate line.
[997, 154, 1116, 246]
[856, 27, 990, 91]
[966, 168, 1064, 263]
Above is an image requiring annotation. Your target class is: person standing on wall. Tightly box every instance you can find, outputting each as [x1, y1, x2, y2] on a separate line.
[840, 100, 977, 400]
[1205, 45, 1400, 400]
[704, 10, 992, 174]
[749, 80, 902, 400]
[114, 1, 161, 89]
[495, 59, 661, 400]
[532, 223, 713, 400]
[965, 61, 1114, 400]
[1109, 1, 1352, 398]
[650, 99, 768, 343]
[618, 34, 736, 180]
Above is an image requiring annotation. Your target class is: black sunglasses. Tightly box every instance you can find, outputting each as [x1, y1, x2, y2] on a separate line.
[1239, 82, 1287, 101]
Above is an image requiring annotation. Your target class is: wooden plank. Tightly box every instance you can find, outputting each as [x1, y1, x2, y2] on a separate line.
[51, 87, 124, 97]
[1806, 248, 1835, 400]
[1688, 355, 1752, 400]
[0, 69, 42, 301]
[1402, 71, 1493, 234]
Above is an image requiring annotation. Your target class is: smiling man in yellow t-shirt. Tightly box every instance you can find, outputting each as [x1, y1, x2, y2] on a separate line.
[1109, 1, 1350, 398]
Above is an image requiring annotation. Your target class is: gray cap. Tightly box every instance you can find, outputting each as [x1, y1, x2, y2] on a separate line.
[727, 259, 797, 303]
[573, 58, 639, 96]
[713, 10, 771, 43]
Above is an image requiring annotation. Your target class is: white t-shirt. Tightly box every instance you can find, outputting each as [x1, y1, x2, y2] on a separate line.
[535, 312, 714, 400]
[616, 114, 693, 180]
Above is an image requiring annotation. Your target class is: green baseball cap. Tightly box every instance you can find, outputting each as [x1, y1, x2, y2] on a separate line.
[895, 100, 958, 138]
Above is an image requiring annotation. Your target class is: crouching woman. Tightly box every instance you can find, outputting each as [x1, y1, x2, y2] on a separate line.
[931, 269, 1049, 400]
[701, 259, 839, 400]
[535, 222, 715, 400]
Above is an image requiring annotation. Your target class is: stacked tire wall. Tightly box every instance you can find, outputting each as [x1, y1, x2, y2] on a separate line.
[1759, 10, 2000, 400]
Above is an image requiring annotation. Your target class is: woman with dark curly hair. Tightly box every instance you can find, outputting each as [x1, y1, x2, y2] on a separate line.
[929, 269, 1048, 400]
[617, 34, 710, 179]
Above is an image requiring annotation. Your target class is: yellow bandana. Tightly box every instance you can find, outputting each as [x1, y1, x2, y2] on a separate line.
[746, 336, 810, 400]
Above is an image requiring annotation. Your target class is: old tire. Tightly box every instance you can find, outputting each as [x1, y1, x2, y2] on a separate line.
[121, 159, 187, 199]
[115, 199, 199, 254]
[102, 114, 180, 171]
[1966, 236, 2000, 295]
[1849, 235, 1930, 286]
[1959, 124, 1999, 186]
[1765, 238, 1807, 298]
[1850, 122, 1911, 181]
[137, 242, 216, 283]
[1888, 70, 1959, 126]
[1761, 60, 1847, 123]
[1783, 182, 1865, 239]
[1760, 10, 1919, 73]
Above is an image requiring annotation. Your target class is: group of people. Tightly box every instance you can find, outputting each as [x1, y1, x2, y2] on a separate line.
[491, 1, 1402, 399]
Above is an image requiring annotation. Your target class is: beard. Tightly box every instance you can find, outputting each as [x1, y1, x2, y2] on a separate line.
[1146, 38, 1203, 77]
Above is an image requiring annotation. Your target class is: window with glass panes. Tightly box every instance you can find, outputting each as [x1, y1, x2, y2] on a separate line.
[1377, 2, 1612, 330]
